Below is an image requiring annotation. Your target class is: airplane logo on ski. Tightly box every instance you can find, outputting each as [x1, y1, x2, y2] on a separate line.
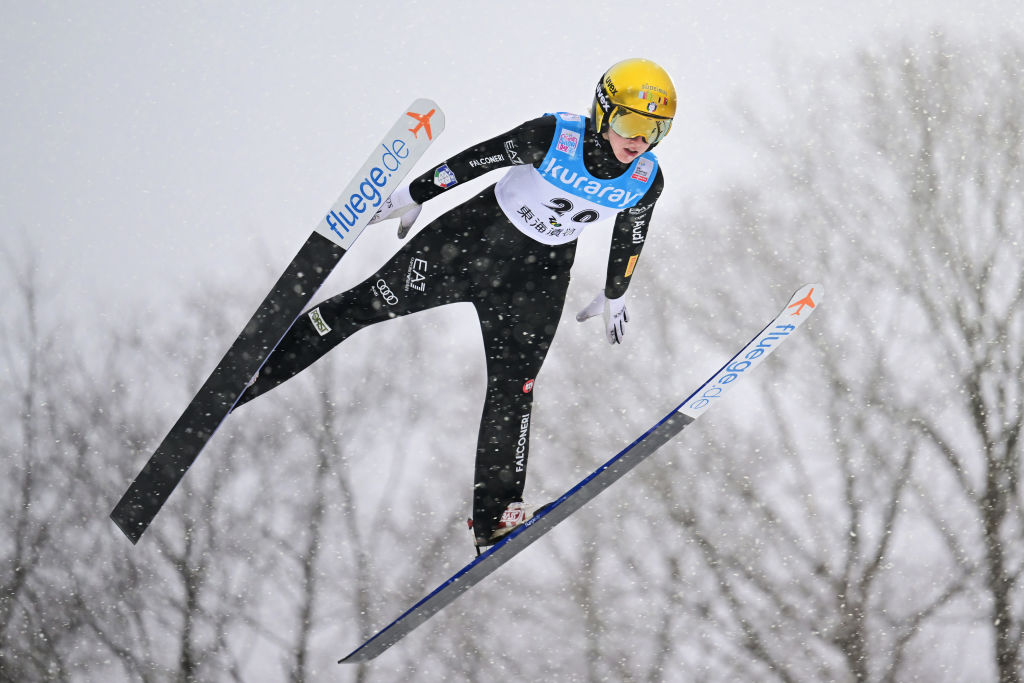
[787, 287, 817, 316]
[407, 108, 437, 140]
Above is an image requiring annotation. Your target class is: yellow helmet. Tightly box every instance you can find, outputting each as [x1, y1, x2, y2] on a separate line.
[592, 58, 676, 146]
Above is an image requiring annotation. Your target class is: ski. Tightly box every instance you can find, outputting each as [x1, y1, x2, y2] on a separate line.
[110, 100, 445, 544]
[339, 283, 822, 663]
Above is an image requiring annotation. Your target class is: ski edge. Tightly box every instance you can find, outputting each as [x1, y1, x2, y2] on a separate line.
[338, 283, 823, 662]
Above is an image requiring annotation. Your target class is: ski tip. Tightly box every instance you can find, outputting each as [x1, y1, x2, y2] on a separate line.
[407, 97, 442, 111]
[785, 283, 823, 321]
[404, 99, 445, 140]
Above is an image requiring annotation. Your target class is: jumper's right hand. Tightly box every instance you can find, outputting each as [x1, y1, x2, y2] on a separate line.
[576, 291, 630, 344]
[369, 185, 422, 238]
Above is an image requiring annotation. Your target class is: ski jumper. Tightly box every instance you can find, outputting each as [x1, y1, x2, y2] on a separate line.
[236, 113, 665, 540]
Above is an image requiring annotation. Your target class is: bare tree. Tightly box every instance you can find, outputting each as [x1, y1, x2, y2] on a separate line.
[629, 31, 1023, 682]
[0, 246, 81, 681]
[6, 30, 1022, 683]
[0, 247, 144, 679]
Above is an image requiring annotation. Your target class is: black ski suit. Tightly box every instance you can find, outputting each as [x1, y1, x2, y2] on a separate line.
[236, 114, 665, 541]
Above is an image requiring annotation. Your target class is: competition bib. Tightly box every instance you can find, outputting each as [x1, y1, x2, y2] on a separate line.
[495, 113, 657, 245]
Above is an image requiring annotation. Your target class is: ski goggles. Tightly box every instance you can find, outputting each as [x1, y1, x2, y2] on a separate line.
[607, 106, 673, 145]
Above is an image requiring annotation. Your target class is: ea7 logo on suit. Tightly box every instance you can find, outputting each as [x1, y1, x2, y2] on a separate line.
[406, 257, 429, 292]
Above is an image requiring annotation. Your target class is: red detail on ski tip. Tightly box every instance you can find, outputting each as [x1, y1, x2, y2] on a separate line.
[406, 109, 437, 140]
[787, 287, 817, 316]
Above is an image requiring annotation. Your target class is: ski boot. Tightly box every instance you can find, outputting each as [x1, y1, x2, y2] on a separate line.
[469, 501, 552, 551]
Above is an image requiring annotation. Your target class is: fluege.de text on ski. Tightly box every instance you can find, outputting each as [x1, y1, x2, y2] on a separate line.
[685, 323, 797, 414]
[325, 139, 412, 239]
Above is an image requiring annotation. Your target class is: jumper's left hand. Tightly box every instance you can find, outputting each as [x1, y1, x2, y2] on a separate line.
[369, 185, 422, 238]
[576, 291, 629, 344]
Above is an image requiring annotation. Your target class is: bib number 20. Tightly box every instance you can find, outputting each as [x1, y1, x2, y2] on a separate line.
[543, 198, 599, 223]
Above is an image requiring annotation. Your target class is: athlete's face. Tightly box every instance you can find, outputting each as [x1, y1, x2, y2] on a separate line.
[605, 128, 651, 164]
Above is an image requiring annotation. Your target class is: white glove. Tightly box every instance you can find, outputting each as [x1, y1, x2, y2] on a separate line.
[369, 185, 422, 238]
[576, 291, 629, 344]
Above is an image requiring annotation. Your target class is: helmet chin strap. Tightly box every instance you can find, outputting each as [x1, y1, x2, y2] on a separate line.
[582, 125, 632, 176]
[590, 125, 614, 155]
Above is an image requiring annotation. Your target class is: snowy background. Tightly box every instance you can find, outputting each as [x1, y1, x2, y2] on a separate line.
[3, 1, 1024, 681]
[6, 0, 1016, 321]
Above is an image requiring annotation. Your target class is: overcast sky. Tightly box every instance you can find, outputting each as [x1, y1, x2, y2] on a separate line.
[3, 1, 1022, 327]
